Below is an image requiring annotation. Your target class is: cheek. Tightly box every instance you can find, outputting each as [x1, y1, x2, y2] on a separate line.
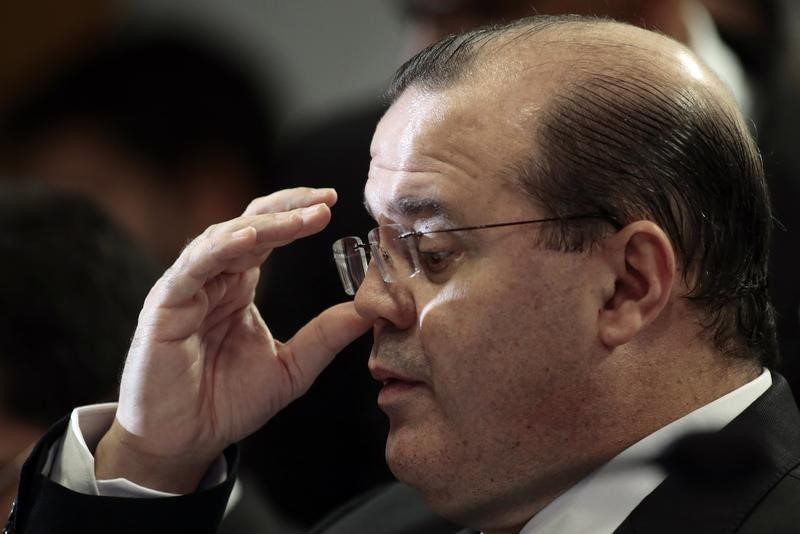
[417, 261, 593, 429]
[418, 276, 541, 405]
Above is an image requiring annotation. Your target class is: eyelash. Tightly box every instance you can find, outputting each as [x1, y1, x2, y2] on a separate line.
[419, 249, 454, 274]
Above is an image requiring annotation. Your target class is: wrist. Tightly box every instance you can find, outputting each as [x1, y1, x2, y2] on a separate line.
[94, 419, 219, 494]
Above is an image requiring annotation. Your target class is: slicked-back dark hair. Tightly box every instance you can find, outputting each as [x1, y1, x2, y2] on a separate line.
[385, 15, 778, 366]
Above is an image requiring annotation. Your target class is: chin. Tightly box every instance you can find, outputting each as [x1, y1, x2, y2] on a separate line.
[389, 458, 503, 530]
[394, 459, 534, 534]
[385, 426, 543, 531]
[384, 425, 475, 520]
[386, 423, 448, 487]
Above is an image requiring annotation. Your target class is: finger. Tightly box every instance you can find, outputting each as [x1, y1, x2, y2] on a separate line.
[243, 187, 337, 216]
[223, 203, 333, 271]
[251, 203, 332, 246]
[279, 302, 372, 397]
[201, 268, 260, 329]
[156, 204, 331, 308]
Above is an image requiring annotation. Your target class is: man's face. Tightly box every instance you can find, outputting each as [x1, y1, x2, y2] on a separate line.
[355, 83, 613, 523]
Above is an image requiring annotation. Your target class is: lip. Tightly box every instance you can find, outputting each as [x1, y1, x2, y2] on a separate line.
[369, 364, 425, 408]
[376, 378, 425, 408]
[369, 363, 414, 383]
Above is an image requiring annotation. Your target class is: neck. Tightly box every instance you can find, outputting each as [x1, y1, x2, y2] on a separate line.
[481, 353, 760, 534]
[606, 334, 761, 453]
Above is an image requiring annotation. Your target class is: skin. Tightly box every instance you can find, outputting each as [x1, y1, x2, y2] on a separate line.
[360, 84, 619, 530]
[95, 187, 373, 492]
[95, 20, 760, 534]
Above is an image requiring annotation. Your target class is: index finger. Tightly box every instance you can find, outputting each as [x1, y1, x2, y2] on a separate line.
[243, 187, 337, 216]
[154, 204, 331, 309]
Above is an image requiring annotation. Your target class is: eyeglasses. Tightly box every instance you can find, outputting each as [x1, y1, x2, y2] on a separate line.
[332, 214, 614, 296]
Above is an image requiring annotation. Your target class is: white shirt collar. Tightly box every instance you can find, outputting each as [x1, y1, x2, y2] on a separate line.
[512, 369, 772, 534]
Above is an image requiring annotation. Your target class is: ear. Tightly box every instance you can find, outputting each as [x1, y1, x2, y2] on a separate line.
[597, 221, 676, 348]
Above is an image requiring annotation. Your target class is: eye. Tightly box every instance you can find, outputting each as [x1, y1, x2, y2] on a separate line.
[412, 231, 463, 278]
[419, 250, 455, 274]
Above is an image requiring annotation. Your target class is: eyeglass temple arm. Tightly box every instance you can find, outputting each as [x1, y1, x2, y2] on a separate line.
[397, 213, 623, 239]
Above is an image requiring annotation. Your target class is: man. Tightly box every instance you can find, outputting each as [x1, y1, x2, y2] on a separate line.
[264, 0, 789, 523]
[7, 15, 800, 534]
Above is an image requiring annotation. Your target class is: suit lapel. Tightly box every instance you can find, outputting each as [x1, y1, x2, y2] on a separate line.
[614, 373, 800, 534]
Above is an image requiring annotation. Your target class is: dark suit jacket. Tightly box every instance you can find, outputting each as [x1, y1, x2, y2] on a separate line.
[6, 373, 800, 533]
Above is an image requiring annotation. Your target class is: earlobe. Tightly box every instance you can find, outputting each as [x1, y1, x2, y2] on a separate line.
[598, 222, 676, 348]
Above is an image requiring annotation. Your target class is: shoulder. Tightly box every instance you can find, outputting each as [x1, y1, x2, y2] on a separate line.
[737, 463, 800, 533]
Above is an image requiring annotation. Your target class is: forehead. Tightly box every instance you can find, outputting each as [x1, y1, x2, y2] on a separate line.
[364, 84, 540, 224]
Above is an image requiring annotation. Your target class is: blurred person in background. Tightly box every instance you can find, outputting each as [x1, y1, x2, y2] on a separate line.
[0, 32, 277, 267]
[0, 24, 312, 531]
[0, 185, 156, 514]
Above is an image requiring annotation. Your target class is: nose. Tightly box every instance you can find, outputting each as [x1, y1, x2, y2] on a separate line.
[353, 259, 416, 332]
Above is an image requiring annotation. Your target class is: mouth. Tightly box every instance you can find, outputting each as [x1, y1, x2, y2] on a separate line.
[376, 377, 425, 408]
[380, 376, 424, 389]
[369, 358, 426, 408]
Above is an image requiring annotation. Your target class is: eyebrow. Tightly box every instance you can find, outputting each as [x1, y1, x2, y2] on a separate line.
[363, 195, 452, 222]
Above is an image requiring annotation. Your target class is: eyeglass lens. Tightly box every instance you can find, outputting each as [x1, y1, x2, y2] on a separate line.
[333, 237, 368, 296]
[333, 224, 419, 296]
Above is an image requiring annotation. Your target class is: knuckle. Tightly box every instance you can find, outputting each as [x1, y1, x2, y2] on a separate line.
[204, 223, 221, 237]
[199, 225, 226, 254]
[245, 198, 260, 213]
[313, 317, 335, 353]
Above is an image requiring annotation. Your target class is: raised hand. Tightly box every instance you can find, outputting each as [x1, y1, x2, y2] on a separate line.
[94, 187, 372, 493]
